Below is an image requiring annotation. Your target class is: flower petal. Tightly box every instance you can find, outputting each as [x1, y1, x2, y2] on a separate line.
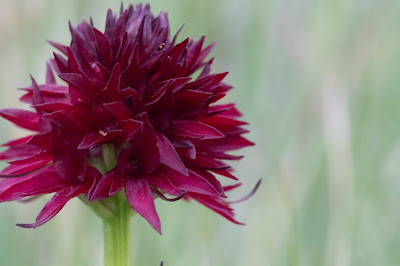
[164, 167, 222, 197]
[0, 160, 49, 176]
[87, 170, 126, 200]
[189, 193, 244, 225]
[58, 73, 98, 94]
[173, 139, 196, 160]
[94, 64, 121, 104]
[0, 136, 32, 147]
[78, 130, 123, 149]
[148, 172, 182, 196]
[197, 136, 254, 152]
[0, 109, 40, 131]
[156, 133, 188, 176]
[0, 170, 66, 202]
[125, 178, 162, 234]
[104, 102, 133, 120]
[0, 144, 41, 160]
[136, 113, 160, 173]
[48, 40, 68, 56]
[17, 185, 87, 228]
[191, 169, 226, 197]
[52, 127, 87, 183]
[117, 119, 143, 143]
[169, 120, 224, 140]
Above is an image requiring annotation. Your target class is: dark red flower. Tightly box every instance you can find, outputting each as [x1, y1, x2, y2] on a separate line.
[0, 4, 255, 234]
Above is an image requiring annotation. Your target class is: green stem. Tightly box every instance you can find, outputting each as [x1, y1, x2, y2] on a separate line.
[102, 194, 133, 266]
[85, 144, 134, 266]
[102, 143, 117, 171]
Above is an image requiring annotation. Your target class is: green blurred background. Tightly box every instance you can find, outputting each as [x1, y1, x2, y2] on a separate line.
[1, 0, 400, 265]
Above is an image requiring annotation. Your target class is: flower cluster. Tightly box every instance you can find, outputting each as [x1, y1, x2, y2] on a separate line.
[0, 4, 255, 234]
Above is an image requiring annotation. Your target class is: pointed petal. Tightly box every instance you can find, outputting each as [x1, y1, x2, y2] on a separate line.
[223, 183, 242, 192]
[93, 28, 112, 68]
[189, 155, 230, 171]
[8, 151, 51, 166]
[77, 130, 123, 149]
[125, 178, 162, 234]
[0, 175, 32, 195]
[0, 160, 49, 176]
[168, 38, 189, 67]
[0, 136, 32, 147]
[0, 165, 50, 194]
[87, 170, 126, 200]
[164, 168, 222, 197]
[104, 102, 133, 120]
[0, 143, 41, 160]
[43, 111, 87, 133]
[52, 127, 87, 183]
[30, 76, 43, 105]
[45, 62, 57, 84]
[186, 36, 205, 71]
[0, 109, 40, 131]
[48, 40, 68, 55]
[190, 193, 244, 225]
[191, 169, 226, 197]
[169, 120, 224, 140]
[148, 172, 182, 196]
[17, 185, 87, 228]
[19, 84, 68, 94]
[136, 113, 160, 173]
[208, 104, 242, 118]
[200, 115, 248, 128]
[117, 119, 143, 143]
[32, 102, 72, 113]
[58, 73, 98, 94]
[0, 171, 66, 202]
[156, 133, 188, 176]
[197, 136, 254, 152]
[94, 64, 121, 104]
[173, 139, 196, 160]
[212, 168, 238, 180]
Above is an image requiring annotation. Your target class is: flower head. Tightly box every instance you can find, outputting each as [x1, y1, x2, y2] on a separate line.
[0, 4, 255, 234]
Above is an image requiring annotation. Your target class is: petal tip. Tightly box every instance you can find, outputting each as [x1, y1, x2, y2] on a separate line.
[16, 223, 36, 229]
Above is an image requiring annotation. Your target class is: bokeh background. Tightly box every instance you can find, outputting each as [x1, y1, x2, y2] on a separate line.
[0, 0, 400, 265]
